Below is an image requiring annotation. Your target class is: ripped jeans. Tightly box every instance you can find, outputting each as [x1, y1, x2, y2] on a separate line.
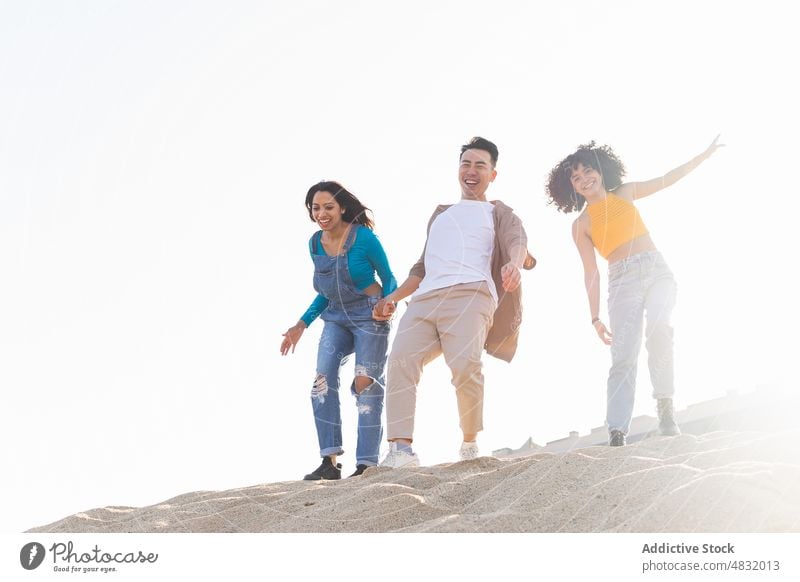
[312, 300, 389, 466]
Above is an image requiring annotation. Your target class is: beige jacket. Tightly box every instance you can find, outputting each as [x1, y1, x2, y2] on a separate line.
[409, 200, 536, 362]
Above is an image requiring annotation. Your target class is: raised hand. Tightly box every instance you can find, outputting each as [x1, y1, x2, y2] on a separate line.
[703, 134, 725, 159]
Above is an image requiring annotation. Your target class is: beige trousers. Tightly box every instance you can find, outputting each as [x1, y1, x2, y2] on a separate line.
[386, 281, 496, 441]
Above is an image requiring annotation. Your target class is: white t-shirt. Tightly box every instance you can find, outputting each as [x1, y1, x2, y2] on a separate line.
[415, 199, 498, 302]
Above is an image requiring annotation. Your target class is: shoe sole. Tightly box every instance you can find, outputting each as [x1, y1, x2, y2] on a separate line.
[379, 459, 420, 469]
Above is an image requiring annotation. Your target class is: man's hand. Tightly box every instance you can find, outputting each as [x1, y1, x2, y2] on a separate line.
[372, 298, 396, 321]
[500, 261, 521, 292]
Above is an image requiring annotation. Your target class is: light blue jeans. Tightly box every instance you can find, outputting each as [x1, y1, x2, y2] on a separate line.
[312, 297, 388, 466]
[606, 251, 677, 435]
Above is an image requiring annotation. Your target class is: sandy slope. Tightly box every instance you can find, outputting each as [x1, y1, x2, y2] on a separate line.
[28, 431, 800, 533]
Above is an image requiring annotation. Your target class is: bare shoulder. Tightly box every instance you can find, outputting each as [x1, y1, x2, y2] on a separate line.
[571, 212, 597, 265]
[572, 212, 590, 236]
[612, 183, 636, 202]
[572, 212, 595, 255]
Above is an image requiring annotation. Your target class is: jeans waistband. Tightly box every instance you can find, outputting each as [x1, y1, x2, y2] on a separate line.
[608, 250, 664, 278]
[326, 295, 377, 313]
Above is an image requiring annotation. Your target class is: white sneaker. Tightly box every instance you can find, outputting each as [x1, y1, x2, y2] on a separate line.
[379, 443, 420, 468]
[459, 441, 479, 461]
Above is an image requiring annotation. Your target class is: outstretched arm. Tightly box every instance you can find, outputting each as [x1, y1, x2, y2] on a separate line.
[617, 135, 725, 201]
[572, 219, 611, 345]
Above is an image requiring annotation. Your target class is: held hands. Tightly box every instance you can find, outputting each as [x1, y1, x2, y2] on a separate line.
[501, 262, 521, 292]
[593, 319, 612, 346]
[372, 298, 396, 322]
[280, 323, 306, 355]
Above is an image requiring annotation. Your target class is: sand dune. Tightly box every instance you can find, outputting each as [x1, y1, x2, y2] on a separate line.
[28, 430, 800, 533]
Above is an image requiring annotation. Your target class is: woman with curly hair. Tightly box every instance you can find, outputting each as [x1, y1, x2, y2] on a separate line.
[280, 181, 397, 478]
[546, 137, 723, 446]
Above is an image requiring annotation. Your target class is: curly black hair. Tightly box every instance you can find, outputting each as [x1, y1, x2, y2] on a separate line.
[545, 142, 627, 213]
[305, 181, 375, 229]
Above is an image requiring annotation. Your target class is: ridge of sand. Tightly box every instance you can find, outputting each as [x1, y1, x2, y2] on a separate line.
[28, 431, 800, 533]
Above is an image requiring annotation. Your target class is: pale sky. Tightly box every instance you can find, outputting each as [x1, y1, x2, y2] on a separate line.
[1, 0, 798, 533]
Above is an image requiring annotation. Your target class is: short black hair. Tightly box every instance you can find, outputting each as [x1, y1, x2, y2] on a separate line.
[460, 136, 499, 167]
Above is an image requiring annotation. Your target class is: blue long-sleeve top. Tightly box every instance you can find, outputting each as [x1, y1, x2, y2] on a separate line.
[300, 227, 397, 326]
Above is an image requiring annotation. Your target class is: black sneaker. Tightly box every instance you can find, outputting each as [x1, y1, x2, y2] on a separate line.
[657, 398, 681, 436]
[609, 430, 626, 447]
[303, 456, 342, 481]
[348, 464, 369, 478]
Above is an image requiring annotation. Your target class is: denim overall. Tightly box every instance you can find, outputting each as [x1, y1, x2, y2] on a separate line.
[310, 224, 388, 466]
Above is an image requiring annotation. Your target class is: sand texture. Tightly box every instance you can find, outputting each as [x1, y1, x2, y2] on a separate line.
[29, 431, 800, 533]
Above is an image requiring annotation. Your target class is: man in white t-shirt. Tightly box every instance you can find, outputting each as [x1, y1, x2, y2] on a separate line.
[374, 137, 533, 468]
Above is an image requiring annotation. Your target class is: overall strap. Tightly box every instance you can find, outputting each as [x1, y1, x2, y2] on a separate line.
[310, 225, 358, 256]
[341, 224, 360, 254]
[309, 231, 324, 255]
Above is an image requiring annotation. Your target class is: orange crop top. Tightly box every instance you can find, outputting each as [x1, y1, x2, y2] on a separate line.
[586, 194, 649, 259]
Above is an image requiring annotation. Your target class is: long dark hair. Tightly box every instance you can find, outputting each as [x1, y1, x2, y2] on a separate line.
[545, 142, 626, 213]
[305, 181, 375, 229]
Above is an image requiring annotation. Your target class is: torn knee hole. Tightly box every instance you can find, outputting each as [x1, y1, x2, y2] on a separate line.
[311, 374, 329, 398]
[354, 372, 375, 394]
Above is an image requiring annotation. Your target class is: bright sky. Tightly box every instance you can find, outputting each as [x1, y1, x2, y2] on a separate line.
[1, 1, 798, 533]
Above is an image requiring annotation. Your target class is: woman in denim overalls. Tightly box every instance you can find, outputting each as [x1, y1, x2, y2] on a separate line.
[545, 137, 723, 446]
[281, 181, 396, 479]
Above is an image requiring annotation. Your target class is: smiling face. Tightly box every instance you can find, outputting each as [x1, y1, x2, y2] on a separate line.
[458, 148, 497, 200]
[569, 162, 605, 199]
[311, 191, 345, 231]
